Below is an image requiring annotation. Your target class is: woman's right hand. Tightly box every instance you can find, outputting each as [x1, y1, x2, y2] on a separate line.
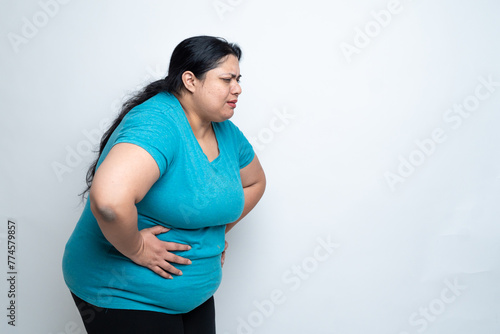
[128, 225, 192, 279]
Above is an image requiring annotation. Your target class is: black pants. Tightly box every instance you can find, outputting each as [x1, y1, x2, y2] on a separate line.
[71, 292, 216, 334]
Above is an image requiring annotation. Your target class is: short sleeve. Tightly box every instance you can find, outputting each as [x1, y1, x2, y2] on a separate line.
[232, 123, 255, 169]
[112, 105, 177, 177]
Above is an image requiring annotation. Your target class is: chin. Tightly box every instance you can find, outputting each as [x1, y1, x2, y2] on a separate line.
[216, 110, 234, 122]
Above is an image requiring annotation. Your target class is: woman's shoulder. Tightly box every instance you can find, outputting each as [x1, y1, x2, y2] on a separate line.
[125, 93, 182, 129]
[131, 92, 179, 115]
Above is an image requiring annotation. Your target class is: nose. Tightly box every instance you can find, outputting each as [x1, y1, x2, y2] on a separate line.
[232, 81, 242, 96]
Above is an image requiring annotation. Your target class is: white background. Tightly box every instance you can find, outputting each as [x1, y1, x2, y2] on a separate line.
[1, 0, 500, 333]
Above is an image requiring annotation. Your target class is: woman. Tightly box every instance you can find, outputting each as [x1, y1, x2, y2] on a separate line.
[62, 36, 266, 333]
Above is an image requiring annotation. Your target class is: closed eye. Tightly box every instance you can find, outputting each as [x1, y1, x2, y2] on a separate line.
[222, 78, 241, 84]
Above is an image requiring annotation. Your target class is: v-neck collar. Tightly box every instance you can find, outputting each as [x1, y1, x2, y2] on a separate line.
[169, 93, 222, 164]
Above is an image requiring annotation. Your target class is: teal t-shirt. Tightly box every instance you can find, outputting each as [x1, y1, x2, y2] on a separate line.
[62, 92, 254, 314]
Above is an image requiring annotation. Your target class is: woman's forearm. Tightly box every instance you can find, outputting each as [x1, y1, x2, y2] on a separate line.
[90, 199, 144, 259]
[225, 180, 266, 233]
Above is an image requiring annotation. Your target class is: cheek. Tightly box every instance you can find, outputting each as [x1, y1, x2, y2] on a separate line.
[210, 86, 230, 104]
[200, 82, 230, 109]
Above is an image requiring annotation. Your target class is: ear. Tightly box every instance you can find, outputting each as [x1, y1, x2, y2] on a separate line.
[181, 71, 197, 93]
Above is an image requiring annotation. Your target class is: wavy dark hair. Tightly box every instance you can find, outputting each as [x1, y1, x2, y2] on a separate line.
[80, 36, 242, 199]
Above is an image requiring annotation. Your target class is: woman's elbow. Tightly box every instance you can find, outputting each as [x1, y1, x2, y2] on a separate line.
[89, 186, 127, 223]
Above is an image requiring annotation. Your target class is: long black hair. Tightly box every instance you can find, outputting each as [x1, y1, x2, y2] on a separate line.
[80, 36, 242, 199]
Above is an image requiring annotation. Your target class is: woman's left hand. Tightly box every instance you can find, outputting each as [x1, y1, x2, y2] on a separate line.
[221, 241, 228, 267]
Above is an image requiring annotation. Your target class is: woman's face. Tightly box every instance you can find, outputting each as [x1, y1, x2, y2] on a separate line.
[192, 55, 242, 122]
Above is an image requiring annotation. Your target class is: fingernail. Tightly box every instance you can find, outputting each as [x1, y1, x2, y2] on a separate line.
[188, 260, 192, 264]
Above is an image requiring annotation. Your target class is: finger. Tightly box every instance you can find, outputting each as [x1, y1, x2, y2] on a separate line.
[157, 261, 183, 276]
[165, 253, 192, 265]
[164, 242, 192, 251]
[221, 251, 226, 267]
[147, 225, 170, 235]
[151, 266, 173, 279]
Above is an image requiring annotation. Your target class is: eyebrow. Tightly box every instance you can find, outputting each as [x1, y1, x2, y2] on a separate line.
[221, 73, 242, 80]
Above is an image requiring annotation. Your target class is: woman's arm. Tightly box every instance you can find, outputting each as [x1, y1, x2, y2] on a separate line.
[225, 154, 266, 233]
[90, 143, 191, 279]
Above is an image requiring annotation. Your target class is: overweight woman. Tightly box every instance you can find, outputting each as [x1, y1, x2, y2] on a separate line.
[62, 36, 266, 334]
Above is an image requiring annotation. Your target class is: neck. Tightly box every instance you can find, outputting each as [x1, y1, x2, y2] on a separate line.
[175, 92, 212, 139]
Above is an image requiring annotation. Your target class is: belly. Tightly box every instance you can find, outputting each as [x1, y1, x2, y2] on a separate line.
[98, 249, 223, 313]
[63, 221, 226, 314]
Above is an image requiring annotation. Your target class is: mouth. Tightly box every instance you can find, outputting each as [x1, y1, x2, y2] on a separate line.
[227, 100, 237, 108]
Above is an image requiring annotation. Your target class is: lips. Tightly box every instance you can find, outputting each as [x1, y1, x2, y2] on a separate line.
[227, 100, 237, 108]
